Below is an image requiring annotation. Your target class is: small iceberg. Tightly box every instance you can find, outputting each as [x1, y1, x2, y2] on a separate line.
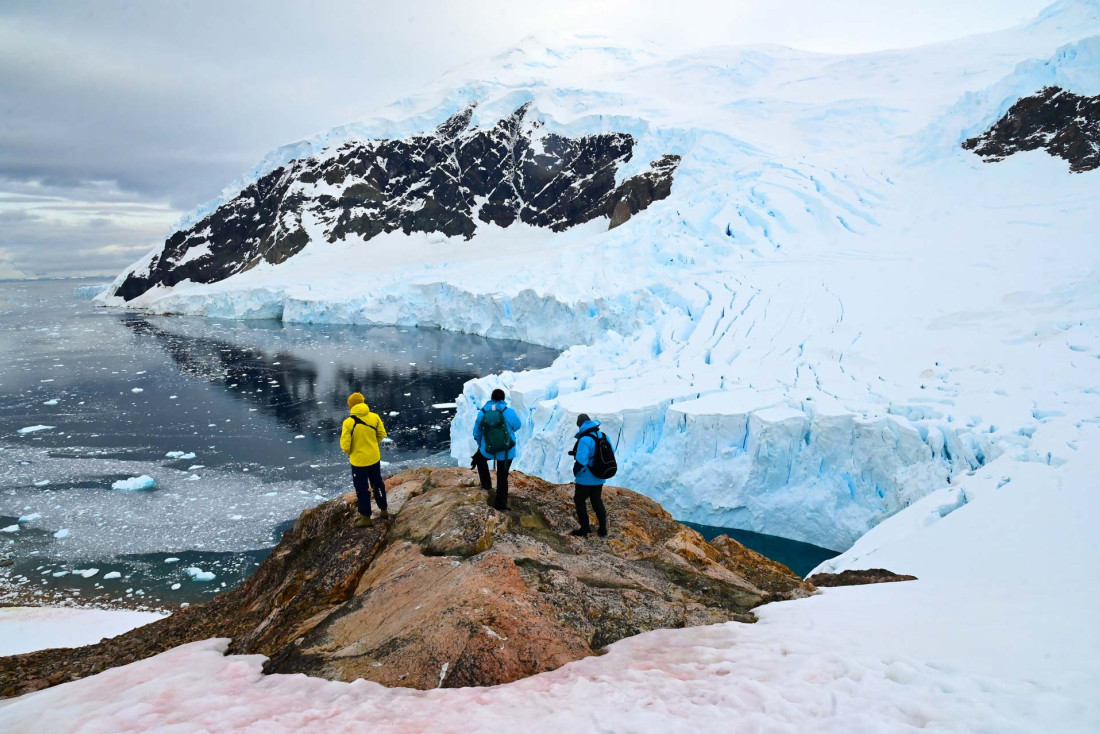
[1, 525, 19, 533]
[432, 402, 458, 409]
[18, 513, 41, 523]
[165, 451, 197, 460]
[112, 475, 157, 491]
[184, 567, 216, 582]
[53, 528, 70, 539]
[17, 425, 56, 434]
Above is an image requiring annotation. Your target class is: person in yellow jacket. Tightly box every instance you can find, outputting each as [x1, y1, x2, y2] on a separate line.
[340, 392, 389, 527]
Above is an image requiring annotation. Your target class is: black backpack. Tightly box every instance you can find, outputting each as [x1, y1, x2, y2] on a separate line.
[480, 407, 515, 455]
[578, 428, 617, 480]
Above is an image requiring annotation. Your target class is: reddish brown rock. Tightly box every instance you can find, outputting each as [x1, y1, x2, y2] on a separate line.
[1, 468, 812, 698]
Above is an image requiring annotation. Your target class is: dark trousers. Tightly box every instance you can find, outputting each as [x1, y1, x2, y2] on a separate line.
[472, 452, 512, 510]
[574, 483, 607, 532]
[351, 462, 387, 516]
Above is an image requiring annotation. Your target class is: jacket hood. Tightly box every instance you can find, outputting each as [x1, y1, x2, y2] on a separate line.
[350, 403, 371, 416]
[574, 418, 601, 437]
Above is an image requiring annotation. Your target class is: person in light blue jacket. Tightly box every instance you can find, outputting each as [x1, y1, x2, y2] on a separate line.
[570, 413, 608, 537]
[471, 388, 522, 511]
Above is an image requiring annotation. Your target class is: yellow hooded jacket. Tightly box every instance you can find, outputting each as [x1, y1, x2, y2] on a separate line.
[340, 403, 387, 467]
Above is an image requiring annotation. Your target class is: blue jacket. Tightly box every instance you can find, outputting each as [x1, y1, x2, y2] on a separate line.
[573, 419, 607, 486]
[473, 400, 522, 461]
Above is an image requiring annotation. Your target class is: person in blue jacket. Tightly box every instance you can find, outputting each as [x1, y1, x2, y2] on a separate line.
[570, 413, 608, 537]
[472, 388, 522, 511]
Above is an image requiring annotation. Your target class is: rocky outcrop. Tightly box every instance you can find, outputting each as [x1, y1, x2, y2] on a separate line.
[114, 106, 680, 301]
[963, 86, 1100, 172]
[807, 568, 917, 587]
[0, 468, 810, 698]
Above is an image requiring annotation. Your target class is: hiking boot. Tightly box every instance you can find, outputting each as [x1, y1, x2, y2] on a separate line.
[495, 505, 510, 512]
[569, 528, 589, 537]
[354, 514, 374, 528]
[597, 527, 608, 537]
[379, 509, 389, 520]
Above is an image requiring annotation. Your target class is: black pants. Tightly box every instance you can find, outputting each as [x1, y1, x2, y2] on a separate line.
[472, 452, 511, 510]
[351, 462, 387, 515]
[574, 483, 607, 532]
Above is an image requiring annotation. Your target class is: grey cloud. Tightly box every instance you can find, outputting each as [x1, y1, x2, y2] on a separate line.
[0, 0, 1051, 277]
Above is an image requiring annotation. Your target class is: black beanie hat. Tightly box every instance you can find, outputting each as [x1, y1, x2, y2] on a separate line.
[576, 413, 590, 427]
[491, 388, 506, 401]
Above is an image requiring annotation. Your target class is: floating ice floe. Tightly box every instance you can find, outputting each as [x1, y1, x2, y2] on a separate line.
[17, 425, 56, 434]
[18, 513, 42, 523]
[102, 571, 122, 580]
[33, 480, 50, 487]
[166, 451, 197, 460]
[111, 475, 157, 491]
[184, 567, 215, 582]
[188, 465, 205, 470]
[1, 525, 19, 533]
[73, 568, 99, 578]
[53, 528, 70, 539]
[432, 403, 458, 409]
[164, 557, 180, 563]
[131, 388, 144, 393]
[43, 399, 59, 406]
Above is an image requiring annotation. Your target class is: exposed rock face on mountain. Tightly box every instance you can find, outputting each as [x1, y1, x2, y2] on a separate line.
[963, 86, 1100, 172]
[806, 568, 917, 587]
[113, 106, 680, 301]
[1, 467, 810, 698]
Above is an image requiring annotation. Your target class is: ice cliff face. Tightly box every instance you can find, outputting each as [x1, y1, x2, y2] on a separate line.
[103, 1, 1100, 551]
[113, 104, 679, 301]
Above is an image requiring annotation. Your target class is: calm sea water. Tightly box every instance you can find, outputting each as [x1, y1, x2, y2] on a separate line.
[0, 278, 558, 606]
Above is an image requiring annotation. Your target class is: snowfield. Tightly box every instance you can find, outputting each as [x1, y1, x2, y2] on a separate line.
[0, 607, 165, 657]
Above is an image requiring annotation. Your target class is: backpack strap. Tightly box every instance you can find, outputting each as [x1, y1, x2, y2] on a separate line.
[348, 414, 378, 451]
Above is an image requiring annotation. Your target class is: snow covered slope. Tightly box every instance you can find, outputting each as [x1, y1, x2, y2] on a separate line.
[101, 1, 1100, 550]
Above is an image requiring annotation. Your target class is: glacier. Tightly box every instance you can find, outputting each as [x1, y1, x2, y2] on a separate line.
[98, 2, 1100, 551]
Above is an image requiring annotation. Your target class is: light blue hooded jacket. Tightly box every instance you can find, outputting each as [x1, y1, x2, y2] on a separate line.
[573, 418, 607, 486]
[472, 399, 522, 461]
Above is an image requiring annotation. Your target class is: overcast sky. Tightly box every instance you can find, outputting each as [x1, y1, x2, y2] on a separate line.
[0, 0, 1053, 279]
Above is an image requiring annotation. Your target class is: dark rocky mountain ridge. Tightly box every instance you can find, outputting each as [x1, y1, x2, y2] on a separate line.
[114, 105, 680, 302]
[964, 85, 1100, 172]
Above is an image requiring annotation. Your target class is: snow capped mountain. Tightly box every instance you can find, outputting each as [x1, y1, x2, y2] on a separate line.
[101, 1, 1100, 551]
[112, 103, 680, 300]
